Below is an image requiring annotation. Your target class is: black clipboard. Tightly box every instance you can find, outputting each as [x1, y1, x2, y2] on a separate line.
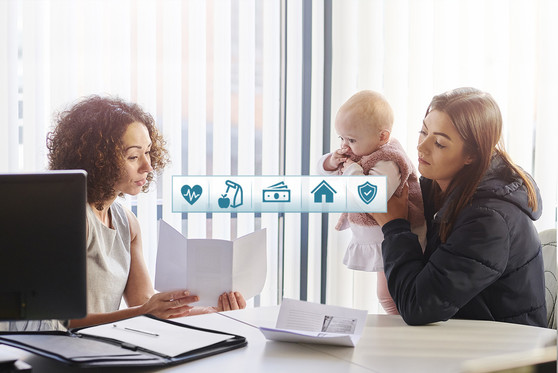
[0, 315, 246, 368]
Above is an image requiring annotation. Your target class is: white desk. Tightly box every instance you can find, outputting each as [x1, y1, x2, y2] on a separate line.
[1, 307, 556, 372]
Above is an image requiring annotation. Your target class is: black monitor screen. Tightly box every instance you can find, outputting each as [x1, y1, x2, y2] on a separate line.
[0, 171, 87, 320]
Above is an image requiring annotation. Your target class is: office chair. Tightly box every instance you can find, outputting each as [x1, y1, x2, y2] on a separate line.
[540, 228, 557, 329]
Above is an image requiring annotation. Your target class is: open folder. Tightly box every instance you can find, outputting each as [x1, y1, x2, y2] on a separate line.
[0, 315, 246, 368]
[155, 220, 267, 306]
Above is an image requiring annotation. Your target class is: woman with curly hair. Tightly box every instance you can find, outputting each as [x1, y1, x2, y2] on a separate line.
[44, 96, 245, 329]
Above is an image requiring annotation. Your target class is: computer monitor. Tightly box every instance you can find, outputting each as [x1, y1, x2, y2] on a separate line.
[0, 170, 87, 320]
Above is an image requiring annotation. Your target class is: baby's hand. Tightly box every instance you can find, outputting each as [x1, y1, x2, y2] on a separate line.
[324, 148, 348, 171]
[339, 158, 355, 173]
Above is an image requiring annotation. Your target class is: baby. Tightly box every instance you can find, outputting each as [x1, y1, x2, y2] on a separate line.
[317, 90, 426, 314]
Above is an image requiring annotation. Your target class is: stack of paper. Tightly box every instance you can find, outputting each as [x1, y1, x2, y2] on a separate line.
[259, 298, 368, 347]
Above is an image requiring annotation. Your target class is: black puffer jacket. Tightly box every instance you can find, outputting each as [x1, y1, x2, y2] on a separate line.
[381, 155, 546, 327]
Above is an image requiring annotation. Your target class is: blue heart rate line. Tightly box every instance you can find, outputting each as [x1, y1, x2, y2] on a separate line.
[181, 184, 203, 205]
[183, 189, 200, 200]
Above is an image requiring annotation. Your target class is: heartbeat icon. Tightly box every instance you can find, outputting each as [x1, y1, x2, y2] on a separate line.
[181, 184, 203, 205]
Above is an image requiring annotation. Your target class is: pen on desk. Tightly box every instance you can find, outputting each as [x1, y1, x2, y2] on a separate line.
[113, 324, 159, 337]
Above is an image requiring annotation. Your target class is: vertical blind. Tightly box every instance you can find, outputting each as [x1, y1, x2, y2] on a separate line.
[1, 0, 283, 307]
[1, 0, 556, 312]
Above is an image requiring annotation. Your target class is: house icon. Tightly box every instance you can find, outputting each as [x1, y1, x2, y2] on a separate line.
[311, 180, 336, 203]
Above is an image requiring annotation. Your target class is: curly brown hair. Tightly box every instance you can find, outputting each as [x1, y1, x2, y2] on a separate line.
[47, 95, 169, 210]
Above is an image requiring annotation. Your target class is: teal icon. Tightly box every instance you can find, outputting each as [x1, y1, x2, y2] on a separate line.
[358, 182, 377, 204]
[219, 180, 243, 208]
[311, 180, 336, 203]
[181, 184, 203, 205]
[263, 181, 291, 202]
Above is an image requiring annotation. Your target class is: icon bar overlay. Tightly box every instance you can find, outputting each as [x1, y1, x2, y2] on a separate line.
[172, 176, 387, 213]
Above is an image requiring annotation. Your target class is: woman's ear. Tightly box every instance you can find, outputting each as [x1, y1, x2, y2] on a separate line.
[464, 154, 475, 165]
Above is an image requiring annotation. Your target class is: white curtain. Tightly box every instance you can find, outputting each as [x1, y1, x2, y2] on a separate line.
[1, 0, 282, 307]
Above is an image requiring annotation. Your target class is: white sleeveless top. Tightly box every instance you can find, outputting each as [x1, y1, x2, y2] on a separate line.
[86, 202, 131, 313]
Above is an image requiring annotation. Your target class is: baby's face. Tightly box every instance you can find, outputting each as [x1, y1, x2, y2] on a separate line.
[335, 110, 383, 157]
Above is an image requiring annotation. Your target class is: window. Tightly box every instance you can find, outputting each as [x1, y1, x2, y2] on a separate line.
[2, 0, 556, 312]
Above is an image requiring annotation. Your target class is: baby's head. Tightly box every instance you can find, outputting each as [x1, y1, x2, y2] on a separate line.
[335, 90, 393, 158]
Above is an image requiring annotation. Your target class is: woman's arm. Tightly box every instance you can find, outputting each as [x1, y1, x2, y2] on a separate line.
[67, 288, 198, 328]
[122, 210, 247, 314]
[122, 208, 155, 306]
[381, 207, 509, 325]
[71, 208, 248, 328]
[123, 209, 203, 318]
[68, 210, 200, 328]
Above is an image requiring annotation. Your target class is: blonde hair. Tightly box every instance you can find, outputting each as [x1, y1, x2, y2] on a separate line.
[338, 90, 394, 133]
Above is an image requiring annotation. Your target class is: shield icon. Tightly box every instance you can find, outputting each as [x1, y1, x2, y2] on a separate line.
[358, 182, 377, 204]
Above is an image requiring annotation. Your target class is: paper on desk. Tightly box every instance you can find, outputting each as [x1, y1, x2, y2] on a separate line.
[259, 298, 367, 347]
[154, 219, 267, 307]
[78, 316, 233, 357]
[259, 327, 360, 346]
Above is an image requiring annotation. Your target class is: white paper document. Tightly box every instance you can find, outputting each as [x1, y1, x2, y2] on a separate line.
[78, 316, 233, 357]
[259, 298, 367, 347]
[155, 219, 267, 307]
